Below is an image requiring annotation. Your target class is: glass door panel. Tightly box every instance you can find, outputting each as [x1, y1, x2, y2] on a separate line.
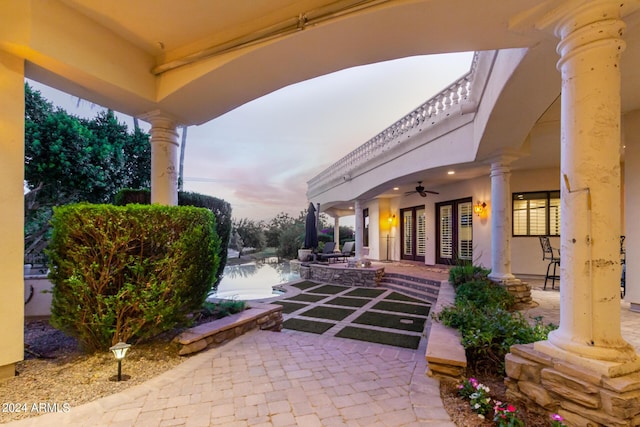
[417, 209, 426, 257]
[439, 205, 452, 260]
[403, 210, 413, 257]
[458, 202, 473, 260]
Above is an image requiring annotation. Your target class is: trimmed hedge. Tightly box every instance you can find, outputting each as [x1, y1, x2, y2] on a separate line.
[114, 188, 231, 285]
[47, 203, 220, 351]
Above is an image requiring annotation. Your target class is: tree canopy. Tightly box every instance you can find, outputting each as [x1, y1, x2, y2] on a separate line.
[24, 83, 151, 259]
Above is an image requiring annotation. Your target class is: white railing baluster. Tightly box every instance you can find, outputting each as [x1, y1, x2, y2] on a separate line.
[307, 52, 480, 189]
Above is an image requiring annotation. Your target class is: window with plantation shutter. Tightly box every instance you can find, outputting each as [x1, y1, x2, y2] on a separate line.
[512, 191, 561, 236]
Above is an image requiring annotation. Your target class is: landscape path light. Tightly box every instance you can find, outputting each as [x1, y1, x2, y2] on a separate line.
[109, 341, 131, 381]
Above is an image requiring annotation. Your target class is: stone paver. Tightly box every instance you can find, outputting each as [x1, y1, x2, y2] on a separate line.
[4, 326, 454, 427]
[7, 264, 639, 427]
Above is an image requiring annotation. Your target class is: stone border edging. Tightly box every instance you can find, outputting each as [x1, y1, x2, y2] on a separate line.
[425, 280, 467, 380]
[174, 303, 283, 355]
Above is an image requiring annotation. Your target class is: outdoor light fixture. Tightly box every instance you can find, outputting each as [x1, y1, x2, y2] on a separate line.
[109, 341, 131, 381]
[474, 202, 487, 217]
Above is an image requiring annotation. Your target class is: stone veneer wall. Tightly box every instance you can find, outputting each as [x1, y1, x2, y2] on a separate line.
[491, 279, 532, 305]
[299, 263, 384, 287]
[505, 343, 640, 427]
[175, 303, 283, 356]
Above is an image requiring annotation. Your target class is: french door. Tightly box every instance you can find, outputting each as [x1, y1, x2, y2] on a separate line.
[401, 206, 426, 262]
[436, 198, 473, 264]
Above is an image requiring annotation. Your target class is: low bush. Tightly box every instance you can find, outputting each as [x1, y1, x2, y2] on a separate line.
[439, 268, 556, 374]
[48, 203, 220, 352]
[449, 264, 490, 288]
[199, 300, 246, 320]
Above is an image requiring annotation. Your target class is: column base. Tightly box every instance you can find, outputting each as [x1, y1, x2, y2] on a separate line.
[534, 340, 640, 378]
[489, 275, 532, 305]
[506, 343, 640, 426]
[0, 363, 16, 381]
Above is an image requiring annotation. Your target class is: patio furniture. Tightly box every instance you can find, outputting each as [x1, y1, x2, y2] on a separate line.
[316, 241, 337, 262]
[539, 236, 560, 290]
[323, 241, 355, 263]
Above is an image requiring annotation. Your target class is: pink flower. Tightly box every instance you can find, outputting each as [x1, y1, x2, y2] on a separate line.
[551, 413, 563, 421]
[507, 404, 516, 412]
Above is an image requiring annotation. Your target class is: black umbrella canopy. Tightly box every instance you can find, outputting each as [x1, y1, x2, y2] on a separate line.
[304, 202, 318, 250]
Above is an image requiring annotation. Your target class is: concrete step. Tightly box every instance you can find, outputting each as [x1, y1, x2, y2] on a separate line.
[379, 281, 437, 305]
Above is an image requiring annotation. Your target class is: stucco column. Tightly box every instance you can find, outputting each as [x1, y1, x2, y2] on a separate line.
[488, 157, 516, 283]
[534, 1, 639, 373]
[624, 110, 640, 312]
[0, 51, 25, 379]
[144, 111, 179, 205]
[354, 200, 364, 259]
[333, 216, 340, 250]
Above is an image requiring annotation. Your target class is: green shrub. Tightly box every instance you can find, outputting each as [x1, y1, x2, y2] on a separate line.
[455, 279, 515, 310]
[47, 203, 220, 352]
[200, 299, 246, 320]
[439, 265, 556, 374]
[449, 264, 490, 288]
[114, 188, 231, 285]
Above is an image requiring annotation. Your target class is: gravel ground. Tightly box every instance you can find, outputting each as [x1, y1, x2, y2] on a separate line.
[0, 320, 185, 423]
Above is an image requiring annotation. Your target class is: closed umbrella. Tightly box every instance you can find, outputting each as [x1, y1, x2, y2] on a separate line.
[304, 202, 318, 250]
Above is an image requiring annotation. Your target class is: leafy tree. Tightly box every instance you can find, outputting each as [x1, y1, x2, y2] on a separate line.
[232, 218, 265, 253]
[23, 83, 151, 260]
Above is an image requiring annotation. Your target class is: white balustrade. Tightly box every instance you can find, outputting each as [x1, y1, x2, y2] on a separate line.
[308, 52, 479, 190]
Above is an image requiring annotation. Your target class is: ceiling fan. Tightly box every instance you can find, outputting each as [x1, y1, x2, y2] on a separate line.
[404, 181, 439, 198]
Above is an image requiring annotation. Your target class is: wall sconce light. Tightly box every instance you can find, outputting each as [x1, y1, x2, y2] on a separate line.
[474, 202, 487, 217]
[388, 214, 395, 224]
[109, 341, 131, 381]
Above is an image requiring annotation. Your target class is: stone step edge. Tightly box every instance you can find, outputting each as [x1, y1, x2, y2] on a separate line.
[381, 277, 442, 293]
[379, 282, 437, 304]
[174, 303, 283, 355]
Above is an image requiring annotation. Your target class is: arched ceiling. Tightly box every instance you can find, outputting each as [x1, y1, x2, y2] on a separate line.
[5, 0, 559, 125]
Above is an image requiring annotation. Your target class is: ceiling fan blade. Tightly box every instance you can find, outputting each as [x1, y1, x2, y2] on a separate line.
[424, 190, 439, 195]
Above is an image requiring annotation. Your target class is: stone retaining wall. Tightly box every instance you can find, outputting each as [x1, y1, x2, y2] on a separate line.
[174, 303, 282, 356]
[299, 263, 384, 287]
[505, 343, 640, 426]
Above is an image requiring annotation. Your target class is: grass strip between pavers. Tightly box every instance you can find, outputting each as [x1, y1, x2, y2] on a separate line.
[307, 284, 350, 295]
[283, 318, 335, 334]
[335, 326, 421, 349]
[291, 281, 321, 290]
[299, 305, 355, 321]
[352, 311, 426, 332]
[285, 294, 327, 303]
[372, 300, 430, 316]
[384, 292, 427, 303]
[276, 301, 308, 314]
[344, 288, 386, 298]
[324, 296, 371, 308]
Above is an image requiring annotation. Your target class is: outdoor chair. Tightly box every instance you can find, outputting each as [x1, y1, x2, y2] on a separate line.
[322, 241, 355, 263]
[539, 236, 560, 290]
[316, 241, 337, 262]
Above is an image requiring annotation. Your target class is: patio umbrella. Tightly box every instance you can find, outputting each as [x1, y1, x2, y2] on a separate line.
[304, 202, 318, 250]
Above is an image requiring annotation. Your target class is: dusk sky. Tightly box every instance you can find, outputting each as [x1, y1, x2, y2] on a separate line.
[27, 52, 473, 224]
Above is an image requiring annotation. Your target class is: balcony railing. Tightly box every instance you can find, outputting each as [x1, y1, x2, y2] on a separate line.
[308, 52, 480, 190]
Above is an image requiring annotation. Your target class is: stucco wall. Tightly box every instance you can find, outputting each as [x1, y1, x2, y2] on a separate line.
[374, 167, 565, 277]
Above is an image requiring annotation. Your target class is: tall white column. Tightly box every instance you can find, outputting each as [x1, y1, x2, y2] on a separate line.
[333, 216, 340, 251]
[488, 157, 516, 283]
[144, 111, 179, 206]
[355, 200, 364, 259]
[535, 1, 639, 374]
[0, 51, 25, 379]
